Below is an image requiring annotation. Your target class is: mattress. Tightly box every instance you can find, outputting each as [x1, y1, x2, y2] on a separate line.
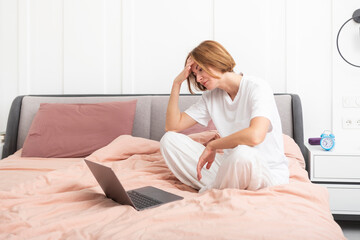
[0, 132, 345, 239]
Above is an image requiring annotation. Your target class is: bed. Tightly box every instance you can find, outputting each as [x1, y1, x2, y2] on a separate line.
[0, 94, 345, 239]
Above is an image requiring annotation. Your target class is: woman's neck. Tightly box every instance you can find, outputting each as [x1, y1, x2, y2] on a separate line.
[219, 72, 243, 101]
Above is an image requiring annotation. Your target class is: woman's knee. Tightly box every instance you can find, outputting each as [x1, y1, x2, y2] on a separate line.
[160, 131, 193, 155]
[160, 131, 180, 148]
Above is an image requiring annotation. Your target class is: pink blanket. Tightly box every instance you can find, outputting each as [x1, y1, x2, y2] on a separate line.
[0, 134, 345, 239]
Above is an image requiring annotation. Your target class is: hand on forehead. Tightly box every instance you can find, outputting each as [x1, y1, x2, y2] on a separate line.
[186, 56, 200, 75]
[191, 63, 199, 74]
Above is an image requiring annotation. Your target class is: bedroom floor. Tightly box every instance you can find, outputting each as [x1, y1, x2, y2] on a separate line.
[337, 221, 360, 240]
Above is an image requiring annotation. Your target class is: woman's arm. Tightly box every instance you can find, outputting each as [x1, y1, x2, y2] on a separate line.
[207, 116, 270, 150]
[165, 58, 198, 132]
[196, 117, 270, 180]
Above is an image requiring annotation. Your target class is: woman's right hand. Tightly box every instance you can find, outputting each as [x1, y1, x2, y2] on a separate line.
[166, 56, 198, 132]
[173, 57, 194, 85]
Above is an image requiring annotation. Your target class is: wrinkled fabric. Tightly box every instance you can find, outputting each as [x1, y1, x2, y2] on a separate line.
[0, 134, 345, 240]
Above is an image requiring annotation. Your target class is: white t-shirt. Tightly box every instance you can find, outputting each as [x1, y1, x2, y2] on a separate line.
[185, 75, 289, 184]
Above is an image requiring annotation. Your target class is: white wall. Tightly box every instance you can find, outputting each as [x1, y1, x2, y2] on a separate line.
[0, 0, 359, 147]
[332, 0, 360, 150]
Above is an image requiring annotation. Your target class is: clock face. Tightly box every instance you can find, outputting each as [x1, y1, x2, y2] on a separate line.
[321, 138, 334, 149]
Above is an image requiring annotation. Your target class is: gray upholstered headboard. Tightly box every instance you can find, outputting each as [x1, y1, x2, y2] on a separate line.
[2, 94, 306, 168]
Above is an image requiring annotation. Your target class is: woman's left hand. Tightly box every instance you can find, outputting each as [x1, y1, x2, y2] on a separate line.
[197, 146, 216, 181]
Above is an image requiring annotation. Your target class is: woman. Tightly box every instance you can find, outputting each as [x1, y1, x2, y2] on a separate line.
[160, 40, 289, 193]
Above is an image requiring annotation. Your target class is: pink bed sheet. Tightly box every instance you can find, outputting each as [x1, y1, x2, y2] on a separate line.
[0, 134, 345, 239]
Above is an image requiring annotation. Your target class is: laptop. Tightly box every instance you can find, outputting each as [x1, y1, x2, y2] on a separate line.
[84, 159, 183, 211]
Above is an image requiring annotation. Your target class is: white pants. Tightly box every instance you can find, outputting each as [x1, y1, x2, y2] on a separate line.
[160, 131, 276, 192]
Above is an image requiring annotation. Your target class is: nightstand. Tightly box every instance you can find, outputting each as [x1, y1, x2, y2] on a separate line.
[306, 143, 360, 218]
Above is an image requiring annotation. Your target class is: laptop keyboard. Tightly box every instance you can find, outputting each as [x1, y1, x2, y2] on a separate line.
[127, 191, 162, 209]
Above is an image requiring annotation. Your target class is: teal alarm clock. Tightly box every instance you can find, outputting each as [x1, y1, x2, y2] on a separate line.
[320, 131, 335, 151]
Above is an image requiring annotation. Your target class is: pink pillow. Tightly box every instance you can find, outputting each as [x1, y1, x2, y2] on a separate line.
[180, 120, 216, 135]
[21, 100, 137, 158]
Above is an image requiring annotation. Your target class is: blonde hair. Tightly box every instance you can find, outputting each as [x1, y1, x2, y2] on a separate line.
[186, 40, 236, 94]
